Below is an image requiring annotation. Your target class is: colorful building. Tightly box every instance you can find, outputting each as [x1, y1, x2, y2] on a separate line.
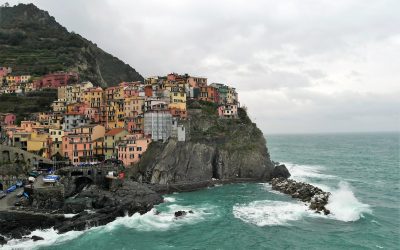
[104, 128, 129, 159]
[34, 72, 79, 89]
[117, 135, 151, 167]
[218, 104, 238, 118]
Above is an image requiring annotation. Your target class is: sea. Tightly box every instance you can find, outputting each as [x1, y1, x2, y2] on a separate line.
[3, 132, 399, 249]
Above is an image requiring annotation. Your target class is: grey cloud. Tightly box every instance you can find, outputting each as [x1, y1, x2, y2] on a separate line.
[7, 0, 400, 133]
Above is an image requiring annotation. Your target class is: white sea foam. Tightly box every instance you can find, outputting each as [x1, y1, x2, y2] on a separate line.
[104, 203, 214, 232]
[163, 196, 176, 203]
[283, 162, 336, 182]
[2, 228, 84, 250]
[326, 181, 372, 222]
[261, 183, 285, 195]
[4, 203, 215, 249]
[233, 200, 320, 226]
[64, 213, 77, 218]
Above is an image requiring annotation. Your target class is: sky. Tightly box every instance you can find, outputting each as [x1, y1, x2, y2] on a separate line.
[6, 0, 400, 134]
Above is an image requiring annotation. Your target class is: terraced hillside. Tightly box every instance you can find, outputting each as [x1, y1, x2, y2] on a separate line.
[0, 3, 143, 86]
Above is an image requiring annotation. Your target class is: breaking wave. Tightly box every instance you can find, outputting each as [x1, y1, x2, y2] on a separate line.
[326, 181, 372, 222]
[104, 203, 215, 232]
[3, 203, 216, 249]
[2, 228, 84, 250]
[233, 200, 320, 226]
[283, 162, 336, 182]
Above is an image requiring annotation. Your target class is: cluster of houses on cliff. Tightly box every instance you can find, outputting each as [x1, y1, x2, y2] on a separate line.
[0, 66, 78, 94]
[0, 68, 240, 167]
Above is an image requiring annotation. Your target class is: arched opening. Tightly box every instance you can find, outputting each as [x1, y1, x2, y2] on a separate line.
[74, 176, 93, 194]
[14, 152, 19, 162]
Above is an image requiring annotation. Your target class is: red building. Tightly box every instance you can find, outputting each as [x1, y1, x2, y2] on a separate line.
[34, 72, 78, 89]
[199, 86, 219, 103]
[144, 85, 153, 97]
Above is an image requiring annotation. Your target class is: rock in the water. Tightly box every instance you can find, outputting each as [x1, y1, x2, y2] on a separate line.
[270, 164, 291, 179]
[188, 210, 194, 214]
[0, 235, 7, 245]
[270, 178, 330, 215]
[31, 235, 44, 241]
[174, 211, 187, 218]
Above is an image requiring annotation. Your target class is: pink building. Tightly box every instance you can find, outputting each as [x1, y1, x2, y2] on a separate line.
[117, 135, 151, 167]
[0, 113, 16, 126]
[0, 67, 11, 78]
[34, 72, 78, 89]
[218, 104, 238, 118]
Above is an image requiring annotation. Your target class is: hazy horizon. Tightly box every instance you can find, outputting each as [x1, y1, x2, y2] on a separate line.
[6, 0, 400, 134]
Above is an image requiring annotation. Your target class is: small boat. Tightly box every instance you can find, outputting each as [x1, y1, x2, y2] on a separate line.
[6, 185, 17, 193]
[43, 175, 60, 183]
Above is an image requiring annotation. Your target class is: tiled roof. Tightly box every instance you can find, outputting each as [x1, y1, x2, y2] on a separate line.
[105, 128, 126, 136]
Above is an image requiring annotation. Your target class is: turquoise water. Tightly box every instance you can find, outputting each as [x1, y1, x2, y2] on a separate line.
[4, 132, 400, 249]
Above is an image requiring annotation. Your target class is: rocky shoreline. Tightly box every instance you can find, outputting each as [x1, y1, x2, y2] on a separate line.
[270, 177, 331, 215]
[0, 176, 280, 246]
[0, 163, 334, 247]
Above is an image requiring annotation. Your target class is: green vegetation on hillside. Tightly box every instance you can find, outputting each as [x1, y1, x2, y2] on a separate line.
[0, 3, 143, 86]
[0, 89, 57, 124]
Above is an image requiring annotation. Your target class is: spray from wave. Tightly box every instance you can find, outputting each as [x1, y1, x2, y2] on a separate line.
[284, 162, 336, 182]
[326, 181, 372, 222]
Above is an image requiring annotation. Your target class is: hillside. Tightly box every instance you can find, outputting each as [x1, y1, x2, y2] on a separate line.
[0, 89, 57, 124]
[0, 3, 143, 86]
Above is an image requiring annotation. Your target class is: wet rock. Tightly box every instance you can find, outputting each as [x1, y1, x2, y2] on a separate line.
[54, 180, 163, 233]
[0, 235, 7, 245]
[188, 210, 194, 214]
[270, 164, 291, 179]
[31, 235, 44, 241]
[174, 211, 187, 218]
[269, 178, 330, 215]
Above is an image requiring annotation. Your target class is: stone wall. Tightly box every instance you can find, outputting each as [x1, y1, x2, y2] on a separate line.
[0, 145, 52, 169]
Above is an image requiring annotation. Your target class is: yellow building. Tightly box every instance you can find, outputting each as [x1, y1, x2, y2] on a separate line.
[169, 86, 186, 111]
[27, 132, 50, 158]
[84, 87, 104, 108]
[124, 96, 145, 118]
[6, 75, 15, 84]
[49, 128, 64, 155]
[104, 128, 129, 159]
[105, 100, 125, 129]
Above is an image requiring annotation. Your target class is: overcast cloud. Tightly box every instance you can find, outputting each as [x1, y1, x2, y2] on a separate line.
[7, 0, 400, 133]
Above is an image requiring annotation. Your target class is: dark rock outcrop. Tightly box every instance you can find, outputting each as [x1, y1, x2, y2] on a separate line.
[31, 235, 44, 241]
[0, 211, 65, 240]
[55, 180, 162, 233]
[270, 178, 330, 215]
[174, 211, 187, 218]
[0, 235, 7, 245]
[132, 106, 276, 185]
[270, 164, 291, 179]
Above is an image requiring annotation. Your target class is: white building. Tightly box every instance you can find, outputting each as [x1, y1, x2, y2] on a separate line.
[63, 113, 90, 132]
[144, 110, 172, 141]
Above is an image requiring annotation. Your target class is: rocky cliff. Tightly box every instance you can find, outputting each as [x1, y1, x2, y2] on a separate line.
[132, 101, 279, 185]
